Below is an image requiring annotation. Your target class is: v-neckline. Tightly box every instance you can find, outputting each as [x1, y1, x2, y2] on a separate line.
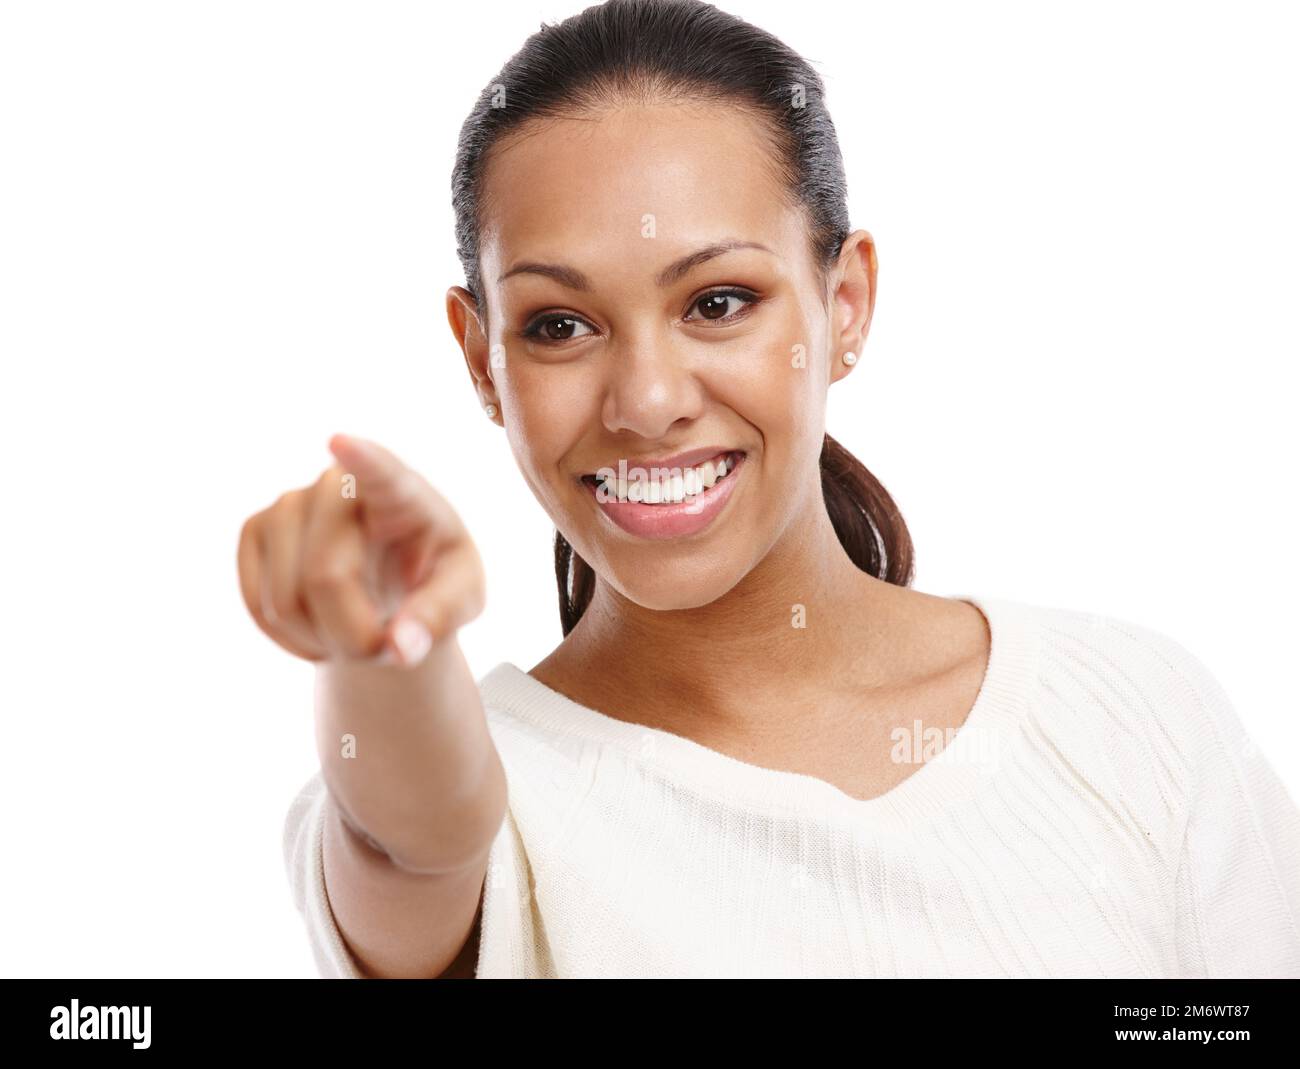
[476, 594, 1040, 833]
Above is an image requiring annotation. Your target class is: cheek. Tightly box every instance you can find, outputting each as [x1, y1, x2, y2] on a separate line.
[787, 373, 828, 445]
[503, 358, 595, 420]
[500, 366, 593, 484]
[775, 328, 832, 450]
[707, 333, 825, 449]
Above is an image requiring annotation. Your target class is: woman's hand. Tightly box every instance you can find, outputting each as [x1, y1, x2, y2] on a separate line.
[236, 433, 486, 668]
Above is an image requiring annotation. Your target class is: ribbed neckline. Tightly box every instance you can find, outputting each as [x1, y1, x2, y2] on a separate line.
[476, 594, 1041, 834]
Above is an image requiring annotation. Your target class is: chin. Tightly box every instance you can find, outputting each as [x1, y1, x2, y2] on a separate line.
[610, 579, 738, 613]
[592, 547, 752, 612]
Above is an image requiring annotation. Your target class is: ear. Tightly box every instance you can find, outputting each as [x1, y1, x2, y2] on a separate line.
[828, 230, 877, 384]
[446, 286, 501, 425]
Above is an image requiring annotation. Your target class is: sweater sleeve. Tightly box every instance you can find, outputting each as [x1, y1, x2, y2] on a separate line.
[282, 770, 367, 979]
[1166, 642, 1300, 977]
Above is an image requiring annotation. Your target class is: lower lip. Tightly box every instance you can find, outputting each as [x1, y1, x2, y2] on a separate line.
[584, 453, 747, 540]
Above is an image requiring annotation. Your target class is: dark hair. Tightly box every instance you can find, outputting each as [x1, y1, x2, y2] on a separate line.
[451, 0, 915, 635]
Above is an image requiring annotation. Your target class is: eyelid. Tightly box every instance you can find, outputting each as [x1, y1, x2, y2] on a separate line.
[682, 285, 761, 322]
[517, 286, 762, 344]
[518, 311, 595, 342]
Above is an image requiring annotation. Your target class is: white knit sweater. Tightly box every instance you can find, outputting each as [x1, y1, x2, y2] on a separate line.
[282, 594, 1300, 978]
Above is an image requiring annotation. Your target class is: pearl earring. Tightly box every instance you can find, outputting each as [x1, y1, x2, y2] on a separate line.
[842, 351, 857, 366]
[484, 403, 497, 419]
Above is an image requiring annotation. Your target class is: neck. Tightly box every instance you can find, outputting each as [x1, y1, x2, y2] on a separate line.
[546, 492, 906, 735]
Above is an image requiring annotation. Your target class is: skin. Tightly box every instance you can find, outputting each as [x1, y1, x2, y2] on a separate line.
[238, 436, 503, 978]
[448, 101, 991, 799]
[240, 96, 992, 980]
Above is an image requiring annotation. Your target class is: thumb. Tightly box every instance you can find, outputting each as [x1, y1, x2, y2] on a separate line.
[381, 614, 434, 669]
[380, 543, 486, 667]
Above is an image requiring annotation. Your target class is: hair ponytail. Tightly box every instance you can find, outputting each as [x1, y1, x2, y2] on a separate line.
[819, 432, 915, 586]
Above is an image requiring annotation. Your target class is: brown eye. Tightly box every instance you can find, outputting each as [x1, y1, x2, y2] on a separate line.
[542, 317, 578, 340]
[522, 314, 594, 343]
[685, 288, 758, 324]
[696, 294, 732, 319]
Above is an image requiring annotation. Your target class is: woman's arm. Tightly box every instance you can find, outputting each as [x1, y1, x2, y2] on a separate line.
[241, 434, 503, 977]
[316, 638, 507, 978]
[1167, 643, 1300, 977]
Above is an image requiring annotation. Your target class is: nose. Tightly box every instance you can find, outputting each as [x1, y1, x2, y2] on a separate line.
[600, 330, 706, 440]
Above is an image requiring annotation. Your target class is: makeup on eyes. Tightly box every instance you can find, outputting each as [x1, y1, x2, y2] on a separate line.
[515, 286, 765, 344]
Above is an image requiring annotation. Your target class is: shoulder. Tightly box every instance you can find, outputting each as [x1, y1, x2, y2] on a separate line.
[1025, 598, 1239, 741]
[476, 661, 583, 759]
[1007, 596, 1248, 816]
[473, 661, 606, 810]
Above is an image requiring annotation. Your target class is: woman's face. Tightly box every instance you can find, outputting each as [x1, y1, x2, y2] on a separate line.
[451, 101, 874, 611]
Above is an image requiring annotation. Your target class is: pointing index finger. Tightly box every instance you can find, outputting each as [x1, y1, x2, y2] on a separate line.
[326, 433, 460, 544]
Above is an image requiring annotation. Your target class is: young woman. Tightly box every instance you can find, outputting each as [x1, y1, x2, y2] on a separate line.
[240, 0, 1300, 978]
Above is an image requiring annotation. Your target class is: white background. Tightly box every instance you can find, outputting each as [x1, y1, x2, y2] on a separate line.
[1, 1, 1295, 977]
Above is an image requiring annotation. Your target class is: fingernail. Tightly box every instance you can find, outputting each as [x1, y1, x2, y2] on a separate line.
[391, 617, 432, 666]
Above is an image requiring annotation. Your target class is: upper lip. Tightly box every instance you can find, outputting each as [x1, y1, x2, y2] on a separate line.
[582, 446, 742, 477]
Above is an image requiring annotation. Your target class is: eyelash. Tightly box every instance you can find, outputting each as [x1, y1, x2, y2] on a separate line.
[518, 287, 761, 344]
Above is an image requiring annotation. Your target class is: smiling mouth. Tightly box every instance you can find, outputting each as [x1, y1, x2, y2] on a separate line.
[579, 450, 745, 504]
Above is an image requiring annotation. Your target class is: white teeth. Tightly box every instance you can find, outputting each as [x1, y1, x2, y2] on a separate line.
[593, 452, 740, 505]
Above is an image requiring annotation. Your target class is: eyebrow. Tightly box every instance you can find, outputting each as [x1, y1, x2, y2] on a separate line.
[497, 239, 774, 291]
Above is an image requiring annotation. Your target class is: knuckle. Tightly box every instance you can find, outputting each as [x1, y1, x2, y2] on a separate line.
[314, 612, 375, 659]
[316, 464, 341, 490]
[425, 606, 452, 643]
[243, 596, 267, 630]
[274, 632, 316, 661]
[248, 605, 287, 646]
[272, 487, 305, 515]
[267, 590, 298, 623]
[301, 556, 355, 593]
[336, 628, 377, 660]
[236, 535, 256, 580]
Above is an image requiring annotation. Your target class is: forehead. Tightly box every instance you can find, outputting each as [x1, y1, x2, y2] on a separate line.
[478, 102, 807, 279]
